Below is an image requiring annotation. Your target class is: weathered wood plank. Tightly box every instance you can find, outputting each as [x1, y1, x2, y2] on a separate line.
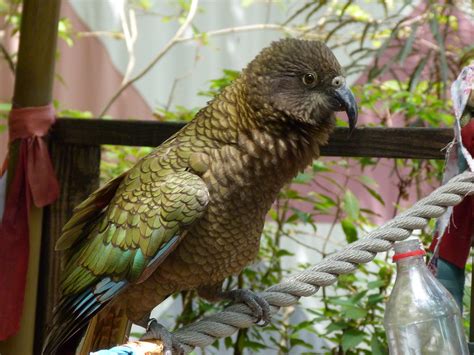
[52, 118, 185, 148]
[52, 118, 453, 160]
[37, 143, 100, 352]
[322, 127, 452, 159]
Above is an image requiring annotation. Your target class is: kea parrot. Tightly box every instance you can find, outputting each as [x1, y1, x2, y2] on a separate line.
[42, 38, 358, 354]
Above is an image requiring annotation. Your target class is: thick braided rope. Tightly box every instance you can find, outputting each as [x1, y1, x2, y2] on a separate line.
[172, 172, 474, 352]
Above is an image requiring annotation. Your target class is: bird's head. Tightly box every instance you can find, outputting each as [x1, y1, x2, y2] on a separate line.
[243, 38, 358, 134]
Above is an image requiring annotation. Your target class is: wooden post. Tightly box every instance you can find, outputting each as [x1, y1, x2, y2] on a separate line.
[0, 0, 61, 354]
[37, 143, 101, 352]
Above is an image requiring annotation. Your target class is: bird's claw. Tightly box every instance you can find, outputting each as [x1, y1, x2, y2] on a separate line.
[141, 319, 184, 355]
[224, 289, 271, 326]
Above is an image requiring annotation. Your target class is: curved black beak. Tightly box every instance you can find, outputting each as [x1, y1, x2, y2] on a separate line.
[334, 85, 358, 136]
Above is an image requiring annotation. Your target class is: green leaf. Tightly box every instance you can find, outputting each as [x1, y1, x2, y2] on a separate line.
[243, 340, 267, 351]
[358, 175, 377, 186]
[367, 280, 386, 289]
[343, 190, 360, 219]
[283, 189, 300, 199]
[380, 80, 400, 92]
[429, 14, 448, 87]
[368, 293, 385, 305]
[326, 321, 348, 333]
[292, 320, 316, 333]
[343, 306, 367, 320]
[398, 23, 419, 64]
[371, 334, 387, 355]
[268, 209, 278, 221]
[350, 290, 368, 303]
[338, 273, 357, 288]
[342, 329, 366, 351]
[138, 0, 152, 10]
[276, 249, 294, 257]
[363, 184, 385, 206]
[224, 336, 233, 349]
[289, 337, 313, 349]
[312, 161, 330, 172]
[293, 172, 313, 184]
[313, 194, 337, 211]
[408, 54, 430, 92]
[328, 297, 355, 307]
[286, 214, 299, 223]
[341, 218, 358, 243]
[290, 208, 312, 223]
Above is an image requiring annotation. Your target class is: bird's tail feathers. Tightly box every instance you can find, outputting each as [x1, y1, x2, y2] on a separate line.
[42, 278, 127, 354]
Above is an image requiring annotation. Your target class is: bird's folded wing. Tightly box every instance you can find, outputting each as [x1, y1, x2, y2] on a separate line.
[58, 168, 209, 295]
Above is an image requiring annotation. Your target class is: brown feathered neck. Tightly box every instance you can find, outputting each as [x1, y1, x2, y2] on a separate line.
[200, 76, 335, 181]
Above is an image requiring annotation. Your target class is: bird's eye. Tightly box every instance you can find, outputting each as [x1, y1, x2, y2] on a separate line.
[332, 76, 345, 88]
[302, 73, 316, 86]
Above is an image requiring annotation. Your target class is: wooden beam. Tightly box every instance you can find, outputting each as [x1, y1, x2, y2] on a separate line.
[52, 118, 186, 148]
[0, 0, 61, 354]
[322, 127, 452, 160]
[52, 118, 453, 160]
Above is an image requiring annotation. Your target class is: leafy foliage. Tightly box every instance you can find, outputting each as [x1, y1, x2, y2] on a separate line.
[198, 69, 240, 98]
[286, 1, 473, 86]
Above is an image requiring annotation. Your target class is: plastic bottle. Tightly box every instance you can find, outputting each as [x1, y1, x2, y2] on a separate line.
[384, 239, 468, 354]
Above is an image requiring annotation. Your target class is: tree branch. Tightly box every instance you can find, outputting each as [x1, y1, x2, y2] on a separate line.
[0, 42, 15, 73]
[98, 0, 199, 118]
[77, 31, 125, 39]
[121, 3, 138, 84]
[175, 23, 310, 43]
[98, 6, 317, 118]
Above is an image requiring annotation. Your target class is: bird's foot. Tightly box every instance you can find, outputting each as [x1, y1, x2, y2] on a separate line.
[141, 319, 184, 355]
[221, 289, 271, 326]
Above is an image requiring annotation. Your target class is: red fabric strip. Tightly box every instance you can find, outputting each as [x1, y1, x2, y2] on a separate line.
[0, 145, 29, 340]
[0, 104, 59, 340]
[9, 104, 55, 140]
[393, 249, 426, 262]
[9, 104, 59, 207]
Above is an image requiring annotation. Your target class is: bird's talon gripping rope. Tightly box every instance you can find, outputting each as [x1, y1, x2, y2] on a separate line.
[141, 319, 184, 355]
[223, 289, 271, 326]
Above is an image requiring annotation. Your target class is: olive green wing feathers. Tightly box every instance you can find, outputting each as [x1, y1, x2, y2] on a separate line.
[56, 172, 127, 254]
[57, 168, 209, 295]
